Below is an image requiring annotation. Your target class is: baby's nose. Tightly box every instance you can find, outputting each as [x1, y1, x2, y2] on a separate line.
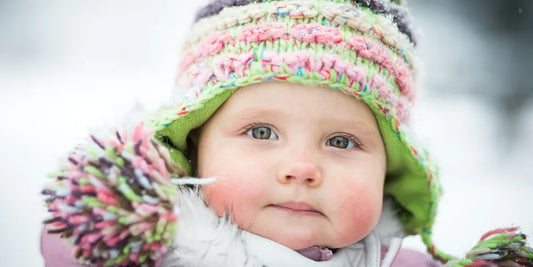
[277, 158, 322, 188]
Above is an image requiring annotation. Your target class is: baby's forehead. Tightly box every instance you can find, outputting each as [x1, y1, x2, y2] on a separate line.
[213, 82, 381, 132]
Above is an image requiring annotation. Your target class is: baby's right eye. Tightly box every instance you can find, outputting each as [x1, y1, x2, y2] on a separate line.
[246, 126, 278, 140]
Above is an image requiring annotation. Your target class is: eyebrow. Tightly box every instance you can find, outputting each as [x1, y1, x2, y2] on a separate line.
[230, 107, 285, 120]
[329, 120, 380, 136]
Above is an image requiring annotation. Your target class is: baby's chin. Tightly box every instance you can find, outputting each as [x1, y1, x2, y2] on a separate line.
[250, 226, 356, 250]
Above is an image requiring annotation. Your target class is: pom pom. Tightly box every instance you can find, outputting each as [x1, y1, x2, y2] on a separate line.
[446, 227, 533, 266]
[42, 122, 185, 266]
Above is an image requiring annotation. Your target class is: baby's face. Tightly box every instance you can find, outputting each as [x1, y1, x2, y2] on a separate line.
[197, 82, 386, 250]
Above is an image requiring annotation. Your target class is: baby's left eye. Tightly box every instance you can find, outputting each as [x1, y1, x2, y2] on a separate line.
[246, 126, 278, 140]
[326, 136, 356, 149]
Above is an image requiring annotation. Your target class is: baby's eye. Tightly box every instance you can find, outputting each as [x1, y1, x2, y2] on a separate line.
[246, 126, 278, 140]
[326, 135, 356, 149]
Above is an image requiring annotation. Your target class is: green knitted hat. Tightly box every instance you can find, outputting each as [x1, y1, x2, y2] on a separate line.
[150, 0, 446, 261]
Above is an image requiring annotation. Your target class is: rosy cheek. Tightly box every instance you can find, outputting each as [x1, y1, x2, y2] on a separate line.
[202, 178, 257, 226]
[333, 186, 383, 245]
[202, 182, 233, 217]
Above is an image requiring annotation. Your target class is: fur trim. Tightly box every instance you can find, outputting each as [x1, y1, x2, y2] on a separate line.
[161, 188, 260, 267]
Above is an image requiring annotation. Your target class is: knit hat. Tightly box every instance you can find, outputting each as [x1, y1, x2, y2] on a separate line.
[151, 0, 445, 259]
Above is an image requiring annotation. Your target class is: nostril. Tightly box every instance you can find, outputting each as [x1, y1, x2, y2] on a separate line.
[284, 175, 296, 182]
[306, 177, 321, 187]
[277, 160, 322, 186]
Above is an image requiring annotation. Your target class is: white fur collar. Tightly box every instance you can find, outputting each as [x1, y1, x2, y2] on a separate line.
[161, 188, 403, 267]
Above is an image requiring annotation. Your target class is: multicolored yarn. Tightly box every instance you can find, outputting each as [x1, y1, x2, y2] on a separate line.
[42, 123, 184, 266]
[184, 1, 416, 63]
[445, 227, 533, 267]
[158, 0, 419, 129]
[194, 0, 417, 45]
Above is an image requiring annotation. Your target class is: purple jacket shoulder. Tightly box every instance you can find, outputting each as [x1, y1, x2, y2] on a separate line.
[392, 248, 440, 267]
[41, 227, 94, 267]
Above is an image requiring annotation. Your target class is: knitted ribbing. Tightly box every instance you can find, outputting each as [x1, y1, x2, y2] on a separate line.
[195, 0, 417, 45]
[185, 1, 415, 65]
[179, 22, 414, 104]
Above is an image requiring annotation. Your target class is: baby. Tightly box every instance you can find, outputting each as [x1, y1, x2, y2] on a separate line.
[41, 0, 533, 266]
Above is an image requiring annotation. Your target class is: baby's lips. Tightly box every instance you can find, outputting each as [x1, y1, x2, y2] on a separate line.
[270, 201, 324, 216]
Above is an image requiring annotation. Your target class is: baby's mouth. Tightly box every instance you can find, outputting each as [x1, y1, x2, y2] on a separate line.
[269, 201, 324, 217]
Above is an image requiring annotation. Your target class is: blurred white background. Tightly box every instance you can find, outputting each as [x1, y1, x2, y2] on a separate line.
[0, 1, 531, 266]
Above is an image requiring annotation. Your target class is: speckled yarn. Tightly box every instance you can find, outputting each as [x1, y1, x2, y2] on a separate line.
[194, 0, 417, 44]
